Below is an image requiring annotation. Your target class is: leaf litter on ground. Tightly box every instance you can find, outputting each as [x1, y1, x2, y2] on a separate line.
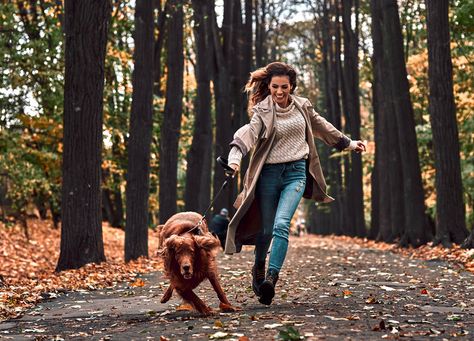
[0, 219, 162, 321]
[2, 218, 474, 323]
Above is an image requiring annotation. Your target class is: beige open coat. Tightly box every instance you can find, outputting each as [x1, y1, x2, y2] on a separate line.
[224, 94, 350, 254]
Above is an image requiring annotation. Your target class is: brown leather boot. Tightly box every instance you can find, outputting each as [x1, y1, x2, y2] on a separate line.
[252, 261, 266, 297]
[258, 268, 279, 305]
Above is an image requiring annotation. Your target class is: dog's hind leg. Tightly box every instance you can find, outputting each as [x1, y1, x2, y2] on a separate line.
[208, 273, 240, 312]
[178, 289, 212, 316]
[161, 284, 174, 303]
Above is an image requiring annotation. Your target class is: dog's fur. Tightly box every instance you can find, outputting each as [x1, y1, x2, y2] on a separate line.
[158, 212, 237, 315]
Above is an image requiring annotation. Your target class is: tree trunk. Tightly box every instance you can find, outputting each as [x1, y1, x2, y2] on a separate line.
[56, 0, 110, 272]
[426, 0, 467, 247]
[236, 0, 253, 188]
[211, 1, 235, 216]
[159, 0, 184, 223]
[153, 1, 167, 97]
[341, 0, 365, 237]
[370, 0, 398, 243]
[380, 0, 431, 247]
[255, 0, 267, 67]
[110, 149, 124, 228]
[185, 0, 213, 214]
[317, 0, 344, 235]
[125, 0, 154, 261]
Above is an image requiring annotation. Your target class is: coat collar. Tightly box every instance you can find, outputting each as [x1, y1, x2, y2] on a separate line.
[253, 94, 308, 138]
[254, 94, 308, 112]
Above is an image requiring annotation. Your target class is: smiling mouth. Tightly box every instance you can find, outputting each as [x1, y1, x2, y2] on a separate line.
[183, 273, 192, 279]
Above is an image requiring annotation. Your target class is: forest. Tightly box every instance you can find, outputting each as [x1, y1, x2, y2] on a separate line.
[0, 0, 473, 275]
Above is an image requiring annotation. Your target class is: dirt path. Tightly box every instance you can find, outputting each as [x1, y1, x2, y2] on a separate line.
[1, 235, 473, 340]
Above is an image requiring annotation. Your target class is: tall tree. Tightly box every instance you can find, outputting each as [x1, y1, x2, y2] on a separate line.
[426, 0, 467, 246]
[56, 0, 111, 271]
[380, 0, 431, 247]
[211, 0, 235, 215]
[185, 0, 213, 213]
[370, 0, 404, 243]
[254, 0, 267, 67]
[319, 0, 344, 235]
[234, 0, 254, 187]
[125, 0, 155, 261]
[159, 0, 184, 223]
[341, 0, 365, 237]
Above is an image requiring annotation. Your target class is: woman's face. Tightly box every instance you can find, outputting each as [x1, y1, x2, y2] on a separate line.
[268, 75, 291, 107]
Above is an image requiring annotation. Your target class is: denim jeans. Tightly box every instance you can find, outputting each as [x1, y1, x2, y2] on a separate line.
[255, 159, 306, 273]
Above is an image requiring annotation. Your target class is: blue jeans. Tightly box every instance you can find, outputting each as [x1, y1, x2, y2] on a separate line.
[255, 159, 306, 273]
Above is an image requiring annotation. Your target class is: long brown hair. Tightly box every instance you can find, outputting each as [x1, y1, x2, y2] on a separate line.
[244, 62, 297, 113]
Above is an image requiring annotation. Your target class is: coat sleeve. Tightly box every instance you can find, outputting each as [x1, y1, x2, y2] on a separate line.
[229, 111, 264, 156]
[306, 100, 350, 151]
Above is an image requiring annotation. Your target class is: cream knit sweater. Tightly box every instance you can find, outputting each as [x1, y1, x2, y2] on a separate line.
[228, 100, 309, 165]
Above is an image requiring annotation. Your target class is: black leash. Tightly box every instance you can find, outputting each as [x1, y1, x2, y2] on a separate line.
[186, 157, 236, 235]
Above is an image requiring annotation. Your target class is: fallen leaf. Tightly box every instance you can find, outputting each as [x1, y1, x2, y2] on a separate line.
[264, 323, 283, 329]
[209, 331, 229, 339]
[130, 278, 145, 287]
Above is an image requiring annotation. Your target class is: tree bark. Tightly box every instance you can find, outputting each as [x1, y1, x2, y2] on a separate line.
[426, 0, 467, 247]
[370, 0, 400, 243]
[185, 0, 213, 214]
[316, 0, 344, 236]
[211, 1, 235, 216]
[159, 0, 184, 223]
[380, 0, 431, 247]
[254, 0, 267, 67]
[341, 0, 365, 237]
[153, 1, 167, 97]
[56, 0, 110, 271]
[125, 0, 154, 261]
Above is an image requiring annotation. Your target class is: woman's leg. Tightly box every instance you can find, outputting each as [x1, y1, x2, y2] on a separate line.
[255, 164, 282, 264]
[267, 177, 305, 272]
[268, 160, 306, 272]
[259, 160, 306, 305]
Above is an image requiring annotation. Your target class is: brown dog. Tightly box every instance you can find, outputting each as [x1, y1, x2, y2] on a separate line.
[158, 211, 237, 315]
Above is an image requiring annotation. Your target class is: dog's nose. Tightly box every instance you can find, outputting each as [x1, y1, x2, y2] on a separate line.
[183, 265, 190, 272]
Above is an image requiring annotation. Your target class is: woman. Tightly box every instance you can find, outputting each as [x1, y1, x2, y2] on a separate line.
[225, 62, 365, 305]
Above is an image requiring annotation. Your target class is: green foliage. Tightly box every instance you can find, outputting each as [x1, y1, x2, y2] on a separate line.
[278, 326, 303, 340]
[0, 1, 63, 214]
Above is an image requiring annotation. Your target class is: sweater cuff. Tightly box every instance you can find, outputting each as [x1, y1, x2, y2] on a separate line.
[334, 135, 351, 151]
[228, 147, 243, 166]
[229, 137, 248, 156]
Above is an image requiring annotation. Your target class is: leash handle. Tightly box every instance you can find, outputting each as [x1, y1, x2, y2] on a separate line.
[217, 156, 236, 177]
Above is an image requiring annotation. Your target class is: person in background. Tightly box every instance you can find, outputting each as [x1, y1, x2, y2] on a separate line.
[210, 208, 230, 250]
[224, 61, 366, 305]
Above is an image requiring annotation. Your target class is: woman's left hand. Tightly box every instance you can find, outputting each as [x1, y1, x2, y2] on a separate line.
[348, 140, 366, 153]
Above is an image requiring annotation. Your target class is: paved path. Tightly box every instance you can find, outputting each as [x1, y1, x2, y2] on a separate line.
[1, 236, 474, 340]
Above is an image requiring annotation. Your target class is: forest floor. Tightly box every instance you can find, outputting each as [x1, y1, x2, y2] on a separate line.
[1, 220, 474, 340]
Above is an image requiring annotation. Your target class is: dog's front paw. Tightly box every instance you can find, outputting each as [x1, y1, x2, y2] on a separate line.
[199, 307, 214, 316]
[219, 302, 241, 312]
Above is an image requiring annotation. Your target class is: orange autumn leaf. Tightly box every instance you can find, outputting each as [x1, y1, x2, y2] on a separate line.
[130, 278, 145, 287]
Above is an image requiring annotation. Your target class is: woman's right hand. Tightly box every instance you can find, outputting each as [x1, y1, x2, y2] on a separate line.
[229, 163, 240, 177]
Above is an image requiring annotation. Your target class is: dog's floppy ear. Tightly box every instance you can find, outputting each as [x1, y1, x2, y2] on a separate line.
[194, 233, 220, 251]
[158, 235, 177, 257]
[163, 235, 181, 251]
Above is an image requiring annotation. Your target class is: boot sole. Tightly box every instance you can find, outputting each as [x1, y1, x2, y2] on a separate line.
[258, 281, 275, 305]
